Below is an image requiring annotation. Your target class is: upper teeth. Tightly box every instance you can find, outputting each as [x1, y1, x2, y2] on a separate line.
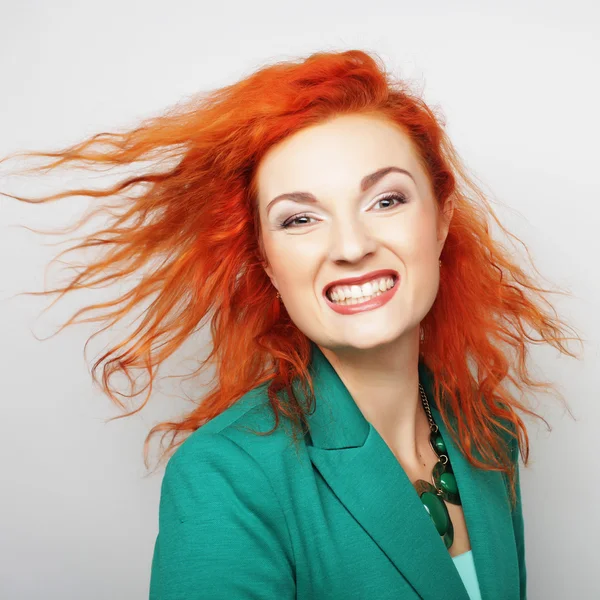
[327, 276, 396, 302]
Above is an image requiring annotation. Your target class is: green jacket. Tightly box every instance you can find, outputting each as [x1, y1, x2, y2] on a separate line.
[150, 343, 526, 599]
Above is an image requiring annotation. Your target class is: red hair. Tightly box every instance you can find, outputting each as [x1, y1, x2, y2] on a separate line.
[1, 49, 581, 509]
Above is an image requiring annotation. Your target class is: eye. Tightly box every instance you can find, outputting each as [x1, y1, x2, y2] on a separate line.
[278, 213, 316, 229]
[373, 191, 408, 210]
[277, 192, 408, 230]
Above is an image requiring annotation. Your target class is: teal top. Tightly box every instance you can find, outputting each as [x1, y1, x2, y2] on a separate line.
[150, 342, 526, 599]
[453, 550, 483, 600]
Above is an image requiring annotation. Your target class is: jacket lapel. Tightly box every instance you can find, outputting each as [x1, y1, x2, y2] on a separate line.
[302, 342, 518, 600]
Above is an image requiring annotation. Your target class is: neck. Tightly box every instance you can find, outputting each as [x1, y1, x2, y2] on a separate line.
[318, 329, 429, 469]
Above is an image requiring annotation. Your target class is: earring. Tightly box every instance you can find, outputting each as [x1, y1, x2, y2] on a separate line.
[276, 292, 281, 299]
[439, 259, 442, 268]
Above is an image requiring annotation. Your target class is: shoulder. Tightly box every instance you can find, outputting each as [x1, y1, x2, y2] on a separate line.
[151, 384, 297, 598]
[169, 381, 300, 468]
[161, 382, 303, 517]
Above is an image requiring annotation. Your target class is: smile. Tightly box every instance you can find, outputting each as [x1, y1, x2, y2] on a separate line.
[324, 275, 399, 315]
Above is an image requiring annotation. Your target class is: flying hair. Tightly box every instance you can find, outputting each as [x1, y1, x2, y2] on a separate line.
[0, 49, 583, 510]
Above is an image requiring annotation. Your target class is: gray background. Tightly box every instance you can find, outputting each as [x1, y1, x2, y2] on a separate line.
[1, 1, 598, 598]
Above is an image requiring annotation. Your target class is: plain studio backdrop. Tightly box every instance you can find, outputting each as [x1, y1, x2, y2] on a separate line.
[0, 1, 598, 598]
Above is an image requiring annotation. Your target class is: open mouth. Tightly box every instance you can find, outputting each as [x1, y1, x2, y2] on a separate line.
[326, 274, 398, 305]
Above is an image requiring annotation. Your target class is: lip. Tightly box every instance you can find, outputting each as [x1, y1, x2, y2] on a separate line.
[322, 269, 400, 316]
[322, 269, 398, 297]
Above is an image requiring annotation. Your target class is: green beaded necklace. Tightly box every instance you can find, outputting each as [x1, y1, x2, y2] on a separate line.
[413, 382, 462, 550]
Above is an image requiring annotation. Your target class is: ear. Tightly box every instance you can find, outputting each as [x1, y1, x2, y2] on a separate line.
[261, 259, 279, 293]
[437, 197, 455, 255]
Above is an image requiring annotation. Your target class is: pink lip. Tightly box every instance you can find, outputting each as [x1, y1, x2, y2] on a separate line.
[323, 271, 400, 315]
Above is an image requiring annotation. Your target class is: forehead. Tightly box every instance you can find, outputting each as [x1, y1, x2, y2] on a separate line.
[255, 113, 426, 205]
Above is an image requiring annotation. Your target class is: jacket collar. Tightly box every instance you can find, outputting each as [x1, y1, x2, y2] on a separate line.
[299, 341, 519, 600]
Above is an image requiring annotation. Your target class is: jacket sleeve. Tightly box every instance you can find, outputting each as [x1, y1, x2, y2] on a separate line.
[149, 432, 296, 599]
[510, 435, 527, 600]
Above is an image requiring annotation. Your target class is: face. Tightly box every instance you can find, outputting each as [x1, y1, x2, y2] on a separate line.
[256, 113, 453, 353]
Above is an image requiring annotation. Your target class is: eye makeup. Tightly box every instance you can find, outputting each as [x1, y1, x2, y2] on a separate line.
[275, 191, 409, 230]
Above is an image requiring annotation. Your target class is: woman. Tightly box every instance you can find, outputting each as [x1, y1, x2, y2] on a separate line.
[2, 50, 580, 599]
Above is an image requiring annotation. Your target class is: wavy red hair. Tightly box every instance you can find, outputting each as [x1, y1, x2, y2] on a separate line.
[1, 49, 582, 509]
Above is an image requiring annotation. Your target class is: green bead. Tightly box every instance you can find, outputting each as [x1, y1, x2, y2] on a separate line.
[440, 471, 458, 496]
[444, 526, 454, 549]
[432, 433, 447, 455]
[420, 492, 450, 535]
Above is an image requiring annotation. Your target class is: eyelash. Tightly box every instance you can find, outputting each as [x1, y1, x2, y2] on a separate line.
[277, 191, 409, 230]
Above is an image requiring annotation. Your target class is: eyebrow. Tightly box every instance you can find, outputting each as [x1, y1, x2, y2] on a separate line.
[265, 166, 416, 215]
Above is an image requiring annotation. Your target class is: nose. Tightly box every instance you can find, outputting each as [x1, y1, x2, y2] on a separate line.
[328, 217, 378, 264]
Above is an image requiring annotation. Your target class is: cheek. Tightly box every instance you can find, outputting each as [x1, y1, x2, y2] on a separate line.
[383, 213, 438, 263]
[262, 233, 316, 290]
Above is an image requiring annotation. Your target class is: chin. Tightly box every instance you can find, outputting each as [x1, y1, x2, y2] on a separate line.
[328, 328, 411, 353]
